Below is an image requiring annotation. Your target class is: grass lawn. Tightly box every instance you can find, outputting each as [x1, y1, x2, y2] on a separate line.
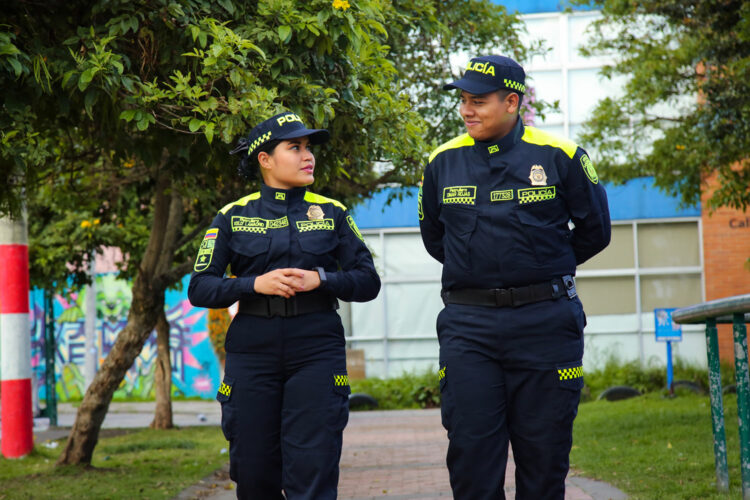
[0, 427, 229, 500]
[571, 392, 744, 499]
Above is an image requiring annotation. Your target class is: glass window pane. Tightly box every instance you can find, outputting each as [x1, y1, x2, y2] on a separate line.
[568, 13, 601, 65]
[577, 276, 636, 315]
[384, 233, 442, 277]
[351, 294, 384, 338]
[524, 16, 562, 67]
[362, 233, 384, 276]
[526, 70, 564, 126]
[637, 222, 700, 268]
[641, 275, 702, 311]
[568, 69, 626, 124]
[579, 224, 634, 270]
[385, 283, 443, 338]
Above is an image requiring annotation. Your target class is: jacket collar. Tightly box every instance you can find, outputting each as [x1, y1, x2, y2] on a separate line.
[474, 117, 524, 159]
[260, 183, 307, 205]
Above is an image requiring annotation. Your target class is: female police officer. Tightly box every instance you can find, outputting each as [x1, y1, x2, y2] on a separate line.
[188, 111, 380, 499]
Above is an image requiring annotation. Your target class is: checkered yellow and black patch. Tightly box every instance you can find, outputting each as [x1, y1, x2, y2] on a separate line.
[438, 366, 446, 381]
[504, 78, 526, 93]
[334, 374, 350, 387]
[218, 381, 232, 397]
[558, 366, 583, 381]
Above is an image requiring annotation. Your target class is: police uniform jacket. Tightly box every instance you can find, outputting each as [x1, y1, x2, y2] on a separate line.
[188, 184, 380, 308]
[419, 118, 611, 290]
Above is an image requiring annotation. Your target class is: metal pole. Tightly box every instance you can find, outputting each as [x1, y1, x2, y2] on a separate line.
[84, 253, 97, 389]
[44, 289, 57, 427]
[706, 317, 730, 491]
[732, 313, 750, 499]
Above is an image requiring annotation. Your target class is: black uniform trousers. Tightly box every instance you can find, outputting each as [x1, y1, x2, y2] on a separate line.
[218, 311, 350, 500]
[437, 296, 585, 500]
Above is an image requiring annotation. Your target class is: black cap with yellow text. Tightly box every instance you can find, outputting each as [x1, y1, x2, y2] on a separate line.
[443, 55, 526, 96]
[230, 111, 330, 156]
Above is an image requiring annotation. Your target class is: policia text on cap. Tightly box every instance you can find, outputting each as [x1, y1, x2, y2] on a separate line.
[188, 112, 380, 499]
[419, 55, 611, 499]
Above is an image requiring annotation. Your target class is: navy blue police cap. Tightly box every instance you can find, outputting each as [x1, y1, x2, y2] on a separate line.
[443, 55, 526, 95]
[230, 111, 330, 156]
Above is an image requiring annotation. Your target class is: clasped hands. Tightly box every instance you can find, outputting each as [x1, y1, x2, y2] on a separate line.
[253, 268, 321, 298]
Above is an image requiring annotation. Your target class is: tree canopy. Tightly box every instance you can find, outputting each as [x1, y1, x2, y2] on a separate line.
[574, 0, 750, 211]
[0, 0, 540, 465]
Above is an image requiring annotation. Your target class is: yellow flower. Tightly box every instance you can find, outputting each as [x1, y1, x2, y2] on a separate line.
[675, 144, 686, 151]
[93, 218, 100, 225]
[80, 220, 92, 229]
[332, 0, 350, 10]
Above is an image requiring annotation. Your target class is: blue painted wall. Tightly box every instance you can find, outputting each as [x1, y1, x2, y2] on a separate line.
[351, 178, 700, 230]
[493, 0, 594, 14]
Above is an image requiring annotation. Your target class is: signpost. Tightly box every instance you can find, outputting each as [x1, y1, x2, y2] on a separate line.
[655, 308, 683, 394]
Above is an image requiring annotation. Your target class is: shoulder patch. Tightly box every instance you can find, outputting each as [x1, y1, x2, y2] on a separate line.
[220, 192, 261, 215]
[521, 127, 578, 159]
[304, 192, 347, 211]
[428, 134, 475, 163]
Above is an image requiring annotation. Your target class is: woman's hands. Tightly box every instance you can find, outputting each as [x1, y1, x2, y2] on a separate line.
[253, 268, 321, 298]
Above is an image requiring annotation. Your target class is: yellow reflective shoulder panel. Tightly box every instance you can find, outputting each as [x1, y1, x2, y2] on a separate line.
[428, 134, 475, 163]
[219, 192, 261, 214]
[304, 192, 347, 211]
[521, 126, 578, 159]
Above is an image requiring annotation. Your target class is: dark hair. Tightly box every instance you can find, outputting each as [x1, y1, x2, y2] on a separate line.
[497, 88, 523, 115]
[237, 139, 282, 180]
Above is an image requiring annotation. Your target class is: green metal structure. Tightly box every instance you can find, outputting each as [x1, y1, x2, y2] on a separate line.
[673, 293, 750, 499]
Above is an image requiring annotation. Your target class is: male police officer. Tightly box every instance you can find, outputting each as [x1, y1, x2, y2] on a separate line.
[419, 55, 611, 499]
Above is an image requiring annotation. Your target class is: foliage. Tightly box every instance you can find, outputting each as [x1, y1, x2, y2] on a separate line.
[572, 393, 744, 498]
[573, 0, 750, 212]
[0, 427, 228, 499]
[583, 356, 736, 400]
[207, 308, 231, 364]
[350, 369, 440, 410]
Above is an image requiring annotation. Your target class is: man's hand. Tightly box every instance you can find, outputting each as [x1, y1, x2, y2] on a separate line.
[254, 269, 305, 298]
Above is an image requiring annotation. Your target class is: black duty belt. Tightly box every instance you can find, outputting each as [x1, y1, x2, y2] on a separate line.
[239, 292, 339, 318]
[441, 275, 577, 308]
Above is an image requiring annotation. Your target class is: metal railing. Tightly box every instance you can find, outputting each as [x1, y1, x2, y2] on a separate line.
[673, 293, 750, 499]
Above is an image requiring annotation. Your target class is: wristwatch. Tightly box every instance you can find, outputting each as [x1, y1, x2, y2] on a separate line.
[315, 267, 327, 287]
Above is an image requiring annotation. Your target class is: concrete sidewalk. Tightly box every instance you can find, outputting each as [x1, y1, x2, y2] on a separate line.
[31, 402, 626, 500]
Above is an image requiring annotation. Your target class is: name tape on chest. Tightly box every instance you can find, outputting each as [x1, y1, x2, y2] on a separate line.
[231, 216, 289, 234]
[194, 228, 219, 272]
[296, 219, 335, 232]
[518, 186, 556, 204]
[442, 186, 477, 205]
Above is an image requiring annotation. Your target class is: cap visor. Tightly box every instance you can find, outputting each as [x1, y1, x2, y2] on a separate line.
[442, 79, 499, 95]
[277, 127, 330, 145]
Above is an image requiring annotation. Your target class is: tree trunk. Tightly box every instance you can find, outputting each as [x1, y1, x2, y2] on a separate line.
[56, 272, 165, 465]
[57, 167, 178, 466]
[150, 308, 173, 429]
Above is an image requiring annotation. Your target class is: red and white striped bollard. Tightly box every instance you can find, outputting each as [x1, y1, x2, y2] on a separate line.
[0, 214, 33, 458]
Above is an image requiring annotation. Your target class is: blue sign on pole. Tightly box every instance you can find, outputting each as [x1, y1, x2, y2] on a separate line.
[654, 308, 683, 342]
[655, 308, 683, 394]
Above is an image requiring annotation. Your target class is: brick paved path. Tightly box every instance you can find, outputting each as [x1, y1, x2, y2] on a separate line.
[338, 409, 597, 500]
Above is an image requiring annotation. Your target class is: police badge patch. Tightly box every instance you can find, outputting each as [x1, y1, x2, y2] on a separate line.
[307, 205, 325, 220]
[580, 154, 598, 184]
[529, 165, 547, 186]
[194, 228, 218, 272]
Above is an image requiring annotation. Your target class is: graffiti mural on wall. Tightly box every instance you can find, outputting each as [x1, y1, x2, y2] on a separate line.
[29, 274, 221, 402]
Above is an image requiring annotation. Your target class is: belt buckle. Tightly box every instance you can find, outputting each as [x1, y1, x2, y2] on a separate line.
[267, 296, 287, 317]
[494, 288, 513, 307]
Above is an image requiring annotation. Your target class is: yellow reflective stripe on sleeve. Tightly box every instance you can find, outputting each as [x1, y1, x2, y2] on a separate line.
[558, 366, 583, 380]
[220, 192, 261, 214]
[304, 192, 347, 211]
[428, 134, 475, 163]
[521, 126, 578, 159]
